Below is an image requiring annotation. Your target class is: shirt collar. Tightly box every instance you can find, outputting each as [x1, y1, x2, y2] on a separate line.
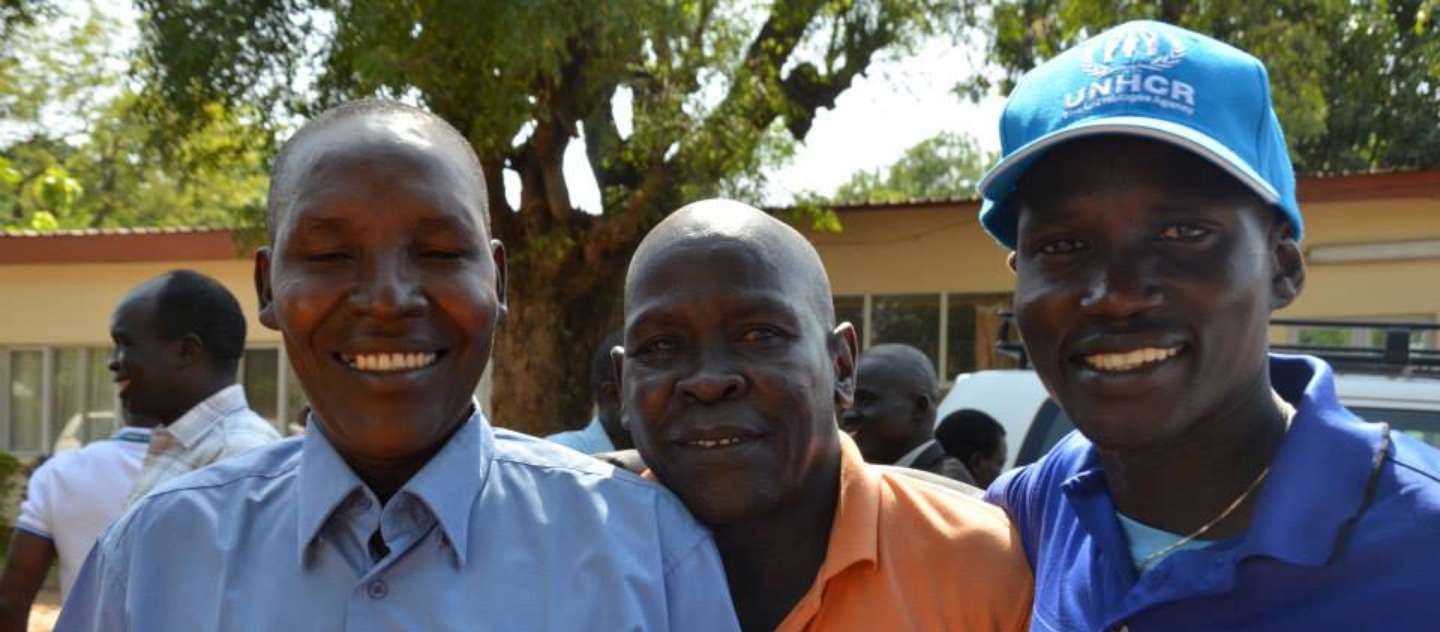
[1239, 354, 1389, 566]
[894, 439, 937, 468]
[580, 416, 616, 452]
[112, 426, 152, 443]
[1060, 354, 1390, 569]
[164, 384, 250, 449]
[813, 433, 882, 583]
[295, 405, 492, 568]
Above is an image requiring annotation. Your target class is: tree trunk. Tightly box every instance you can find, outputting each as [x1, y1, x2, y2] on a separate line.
[487, 250, 628, 436]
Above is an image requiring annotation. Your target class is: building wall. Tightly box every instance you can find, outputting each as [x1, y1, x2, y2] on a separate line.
[0, 259, 278, 346]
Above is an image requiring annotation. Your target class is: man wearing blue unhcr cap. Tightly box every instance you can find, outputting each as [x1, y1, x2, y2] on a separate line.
[977, 20, 1440, 631]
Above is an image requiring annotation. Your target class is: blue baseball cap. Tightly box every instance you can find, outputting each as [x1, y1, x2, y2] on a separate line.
[977, 20, 1303, 249]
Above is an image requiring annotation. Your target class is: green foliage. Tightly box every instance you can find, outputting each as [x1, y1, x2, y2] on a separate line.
[824, 131, 993, 204]
[0, 4, 268, 232]
[0, 451, 23, 557]
[968, 0, 1440, 174]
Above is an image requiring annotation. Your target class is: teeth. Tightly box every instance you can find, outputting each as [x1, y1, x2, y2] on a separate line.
[688, 437, 746, 449]
[1083, 346, 1181, 373]
[342, 352, 439, 373]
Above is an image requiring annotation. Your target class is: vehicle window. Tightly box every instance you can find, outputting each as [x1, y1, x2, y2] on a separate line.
[1017, 400, 1076, 467]
[1350, 407, 1440, 450]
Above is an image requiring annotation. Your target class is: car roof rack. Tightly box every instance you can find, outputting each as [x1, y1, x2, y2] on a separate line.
[995, 315, 1440, 376]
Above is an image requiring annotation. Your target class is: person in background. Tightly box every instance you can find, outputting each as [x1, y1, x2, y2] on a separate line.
[935, 409, 1007, 489]
[56, 99, 738, 632]
[0, 411, 154, 631]
[618, 199, 1031, 632]
[547, 330, 632, 453]
[112, 269, 282, 505]
[841, 343, 974, 483]
[980, 20, 1440, 630]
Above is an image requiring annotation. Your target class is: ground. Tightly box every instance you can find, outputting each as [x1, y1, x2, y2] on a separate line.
[30, 587, 59, 632]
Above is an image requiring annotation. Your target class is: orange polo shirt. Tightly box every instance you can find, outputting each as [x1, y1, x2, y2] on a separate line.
[774, 433, 1033, 632]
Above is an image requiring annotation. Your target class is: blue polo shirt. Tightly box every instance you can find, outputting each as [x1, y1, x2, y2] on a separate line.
[986, 354, 1440, 631]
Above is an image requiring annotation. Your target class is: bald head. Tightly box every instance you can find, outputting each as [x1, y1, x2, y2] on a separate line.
[859, 344, 938, 402]
[267, 99, 488, 238]
[626, 199, 835, 330]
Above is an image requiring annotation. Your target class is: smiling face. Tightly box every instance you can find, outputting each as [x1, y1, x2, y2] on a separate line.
[256, 112, 506, 462]
[1011, 136, 1302, 450]
[621, 203, 855, 527]
[108, 286, 186, 423]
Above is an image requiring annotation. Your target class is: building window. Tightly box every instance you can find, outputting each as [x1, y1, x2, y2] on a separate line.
[871, 294, 942, 371]
[241, 348, 280, 424]
[834, 296, 866, 345]
[1, 344, 311, 455]
[837, 293, 1013, 384]
[8, 350, 44, 453]
[1292, 317, 1437, 351]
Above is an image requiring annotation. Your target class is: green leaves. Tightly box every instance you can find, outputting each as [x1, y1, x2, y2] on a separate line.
[824, 131, 993, 204]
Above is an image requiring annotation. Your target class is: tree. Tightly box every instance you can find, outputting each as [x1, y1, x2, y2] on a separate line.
[820, 131, 992, 204]
[966, 0, 1440, 174]
[134, 1, 977, 434]
[0, 3, 269, 232]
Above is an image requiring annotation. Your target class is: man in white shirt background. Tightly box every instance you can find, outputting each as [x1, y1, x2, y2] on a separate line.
[110, 270, 281, 505]
[0, 269, 280, 631]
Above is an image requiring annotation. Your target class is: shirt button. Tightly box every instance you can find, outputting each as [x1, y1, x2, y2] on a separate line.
[367, 580, 388, 600]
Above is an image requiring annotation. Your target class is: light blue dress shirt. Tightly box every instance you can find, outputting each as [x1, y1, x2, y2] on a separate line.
[56, 410, 740, 632]
[545, 415, 616, 454]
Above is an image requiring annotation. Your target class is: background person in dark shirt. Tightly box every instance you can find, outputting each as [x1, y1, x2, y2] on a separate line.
[935, 409, 1007, 488]
[841, 344, 973, 483]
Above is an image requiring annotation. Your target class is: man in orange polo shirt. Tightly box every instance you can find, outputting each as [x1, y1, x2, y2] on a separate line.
[617, 198, 1032, 632]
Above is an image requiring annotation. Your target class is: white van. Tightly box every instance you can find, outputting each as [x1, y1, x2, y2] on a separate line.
[937, 320, 1440, 470]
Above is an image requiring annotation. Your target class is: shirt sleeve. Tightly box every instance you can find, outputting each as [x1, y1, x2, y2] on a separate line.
[985, 464, 1038, 564]
[52, 522, 128, 632]
[15, 460, 55, 539]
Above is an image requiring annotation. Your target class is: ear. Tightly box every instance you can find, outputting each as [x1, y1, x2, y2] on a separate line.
[491, 239, 509, 329]
[1006, 251, 1018, 273]
[609, 344, 626, 426]
[831, 322, 859, 409]
[1269, 227, 1305, 311]
[255, 247, 279, 330]
[176, 333, 204, 368]
[912, 394, 935, 425]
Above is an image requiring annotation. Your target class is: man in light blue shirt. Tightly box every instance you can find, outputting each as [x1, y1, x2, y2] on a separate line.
[56, 99, 738, 632]
[547, 331, 632, 454]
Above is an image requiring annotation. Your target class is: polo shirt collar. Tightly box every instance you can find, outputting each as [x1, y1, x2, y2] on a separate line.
[295, 404, 492, 568]
[165, 384, 249, 449]
[1238, 354, 1389, 567]
[815, 433, 881, 581]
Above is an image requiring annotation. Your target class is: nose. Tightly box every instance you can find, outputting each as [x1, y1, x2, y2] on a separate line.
[676, 347, 747, 403]
[350, 253, 426, 319]
[1079, 249, 1163, 319]
[107, 348, 120, 373]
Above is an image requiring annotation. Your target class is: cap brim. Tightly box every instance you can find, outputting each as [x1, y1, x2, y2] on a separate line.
[978, 116, 1281, 249]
